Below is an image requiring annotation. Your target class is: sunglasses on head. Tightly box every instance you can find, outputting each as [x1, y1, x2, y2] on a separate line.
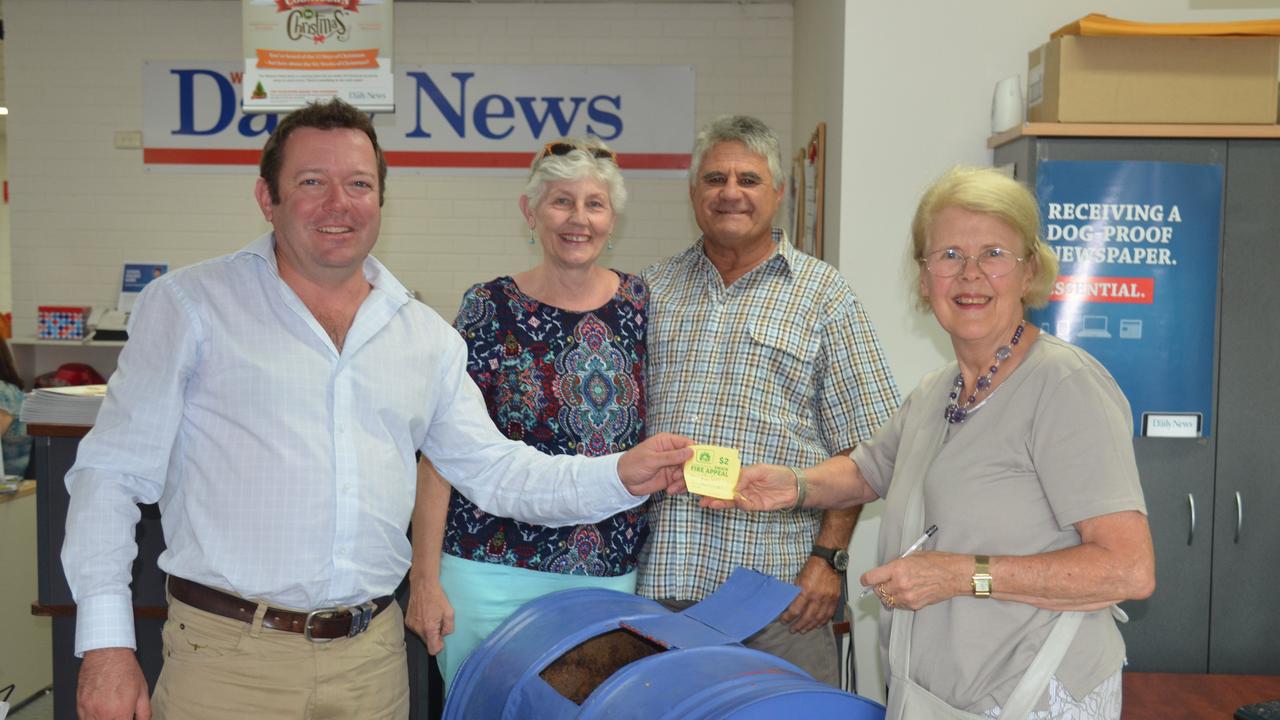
[540, 141, 617, 163]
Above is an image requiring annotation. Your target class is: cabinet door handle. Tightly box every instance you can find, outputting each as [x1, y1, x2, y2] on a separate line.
[1187, 494, 1196, 545]
[1235, 491, 1243, 543]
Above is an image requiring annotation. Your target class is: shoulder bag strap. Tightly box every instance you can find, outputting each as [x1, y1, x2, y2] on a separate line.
[996, 611, 1084, 720]
[886, 406, 950, 720]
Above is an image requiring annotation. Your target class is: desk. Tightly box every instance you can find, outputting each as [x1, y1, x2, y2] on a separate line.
[1123, 672, 1280, 719]
[0, 481, 53, 705]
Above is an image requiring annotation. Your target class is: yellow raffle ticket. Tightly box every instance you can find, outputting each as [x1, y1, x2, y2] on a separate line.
[683, 445, 742, 500]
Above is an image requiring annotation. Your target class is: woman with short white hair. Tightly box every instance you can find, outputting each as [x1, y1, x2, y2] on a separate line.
[406, 138, 650, 691]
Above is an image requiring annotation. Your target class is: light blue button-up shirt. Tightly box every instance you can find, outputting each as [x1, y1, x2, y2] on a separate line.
[63, 233, 640, 655]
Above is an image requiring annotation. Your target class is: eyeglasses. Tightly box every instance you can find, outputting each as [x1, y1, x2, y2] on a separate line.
[923, 247, 1026, 278]
[540, 141, 617, 163]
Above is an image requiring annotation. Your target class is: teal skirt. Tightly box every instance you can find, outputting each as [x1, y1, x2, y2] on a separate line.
[437, 553, 637, 692]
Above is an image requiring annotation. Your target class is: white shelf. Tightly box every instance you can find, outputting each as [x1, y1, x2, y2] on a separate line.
[8, 336, 127, 386]
[989, 122, 1280, 149]
[9, 335, 127, 348]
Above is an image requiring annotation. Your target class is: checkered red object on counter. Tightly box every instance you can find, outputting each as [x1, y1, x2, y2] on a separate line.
[37, 306, 92, 340]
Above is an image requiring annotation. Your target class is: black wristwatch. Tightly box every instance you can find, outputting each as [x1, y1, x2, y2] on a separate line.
[810, 545, 850, 573]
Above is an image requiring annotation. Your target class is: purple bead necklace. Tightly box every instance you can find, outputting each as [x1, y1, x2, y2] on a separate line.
[944, 321, 1025, 424]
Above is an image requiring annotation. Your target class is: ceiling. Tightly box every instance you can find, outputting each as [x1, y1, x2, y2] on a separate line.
[167, 0, 792, 2]
[346, 1, 792, 3]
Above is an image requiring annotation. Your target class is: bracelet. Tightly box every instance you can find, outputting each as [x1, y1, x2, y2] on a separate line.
[789, 466, 807, 511]
[972, 554, 993, 598]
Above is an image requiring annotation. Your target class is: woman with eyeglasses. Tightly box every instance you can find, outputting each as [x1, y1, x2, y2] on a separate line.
[405, 138, 649, 691]
[704, 167, 1155, 720]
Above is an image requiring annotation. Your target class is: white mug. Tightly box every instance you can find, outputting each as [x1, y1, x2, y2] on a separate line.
[991, 75, 1024, 134]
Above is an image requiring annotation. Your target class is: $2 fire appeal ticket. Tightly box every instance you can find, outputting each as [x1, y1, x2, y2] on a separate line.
[682, 445, 742, 500]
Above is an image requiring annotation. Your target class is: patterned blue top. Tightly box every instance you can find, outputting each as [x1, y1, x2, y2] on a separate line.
[444, 273, 648, 576]
[1, 381, 32, 477]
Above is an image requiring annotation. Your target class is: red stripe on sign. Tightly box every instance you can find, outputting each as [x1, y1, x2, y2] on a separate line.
[385, 151, 532, 168]
[1049, 276, 1155, 304]
[144, 148, 690, 170]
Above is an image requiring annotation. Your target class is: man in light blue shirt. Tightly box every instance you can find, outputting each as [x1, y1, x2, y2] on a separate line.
[63, 99, 692, 720]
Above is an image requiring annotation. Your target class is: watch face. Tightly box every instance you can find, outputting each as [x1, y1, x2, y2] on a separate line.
[972, 576, 992, 597]
[833, 550, 850, 572]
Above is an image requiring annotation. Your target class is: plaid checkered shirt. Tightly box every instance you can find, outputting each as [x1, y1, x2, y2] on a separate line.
[636, 229, 900, 602]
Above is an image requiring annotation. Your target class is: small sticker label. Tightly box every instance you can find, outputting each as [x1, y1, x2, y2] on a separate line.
[683, 445, 742, 500]
[1142, 413, 1202, 438]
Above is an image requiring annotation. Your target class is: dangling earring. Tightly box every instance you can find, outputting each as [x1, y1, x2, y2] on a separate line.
[528, 228, 536, 245]
[607, 234, 614, 250]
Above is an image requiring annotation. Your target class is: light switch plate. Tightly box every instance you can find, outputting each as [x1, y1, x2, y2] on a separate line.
[114, 130, 143, 149]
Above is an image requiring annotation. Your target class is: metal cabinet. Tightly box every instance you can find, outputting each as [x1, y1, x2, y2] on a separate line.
[1207, 140, 1280, 674]
[994, 133, 1280, 674]
[30, 427, 166, 720]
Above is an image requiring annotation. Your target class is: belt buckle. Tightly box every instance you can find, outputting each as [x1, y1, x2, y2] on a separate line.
[347, 601, 378, 638]
[304, 606, 343, 643]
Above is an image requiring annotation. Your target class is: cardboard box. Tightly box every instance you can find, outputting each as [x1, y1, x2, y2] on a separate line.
[1027, 35, 1280, 124]
[37, 306, 91, 340]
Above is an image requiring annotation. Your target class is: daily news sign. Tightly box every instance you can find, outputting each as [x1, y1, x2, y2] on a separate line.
[142, 61, 694, 173]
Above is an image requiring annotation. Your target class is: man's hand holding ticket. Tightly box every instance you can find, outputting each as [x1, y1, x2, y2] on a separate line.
[683, 445, 742, 500]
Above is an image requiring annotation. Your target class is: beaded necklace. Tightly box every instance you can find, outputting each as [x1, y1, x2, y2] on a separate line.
[944, 321, 1025, 424]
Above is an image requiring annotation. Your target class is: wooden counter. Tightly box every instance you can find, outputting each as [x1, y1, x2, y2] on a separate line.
[0, 479, 37, 502]
[0, 480, 54, 706]
[1123, 672, 1280, 719]
[26, 423, 93, 439]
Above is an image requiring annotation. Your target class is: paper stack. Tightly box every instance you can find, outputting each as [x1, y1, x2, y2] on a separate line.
[18, 384, 108, 426]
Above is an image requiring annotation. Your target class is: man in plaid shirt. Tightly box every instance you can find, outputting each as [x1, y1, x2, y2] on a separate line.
[637, 115, 899, 685]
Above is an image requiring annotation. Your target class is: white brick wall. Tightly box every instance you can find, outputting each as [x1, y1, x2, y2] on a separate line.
[1, 135, 10, 316]
[4, 0, 793, 333]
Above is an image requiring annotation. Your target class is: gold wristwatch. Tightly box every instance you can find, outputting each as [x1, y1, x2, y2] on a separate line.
[972, 554, 992, 598]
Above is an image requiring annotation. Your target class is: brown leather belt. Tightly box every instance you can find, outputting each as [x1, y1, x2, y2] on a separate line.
[168, 576, 393, 641]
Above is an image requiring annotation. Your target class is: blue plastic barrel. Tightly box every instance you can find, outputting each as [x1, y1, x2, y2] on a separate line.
[444, 568, 886, 719]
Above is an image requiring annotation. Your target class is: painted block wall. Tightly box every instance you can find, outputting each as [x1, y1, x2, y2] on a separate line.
[3, 0, 793, 334]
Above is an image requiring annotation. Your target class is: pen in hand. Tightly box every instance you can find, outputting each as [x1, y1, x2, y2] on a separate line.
[858, 524, 939, 598]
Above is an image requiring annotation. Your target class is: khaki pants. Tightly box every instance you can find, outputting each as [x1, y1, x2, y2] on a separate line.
[152, 595, 410, 720]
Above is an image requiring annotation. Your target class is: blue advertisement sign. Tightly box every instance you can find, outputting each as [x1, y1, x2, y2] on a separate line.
[1028, 160, 1223, 437]
[121, 263, 168, 294]
[119, 262, 169, 313]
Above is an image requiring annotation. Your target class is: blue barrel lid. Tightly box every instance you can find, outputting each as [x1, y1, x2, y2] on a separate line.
[623, 567, 801, 649]
[443, 568, 885, 720]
